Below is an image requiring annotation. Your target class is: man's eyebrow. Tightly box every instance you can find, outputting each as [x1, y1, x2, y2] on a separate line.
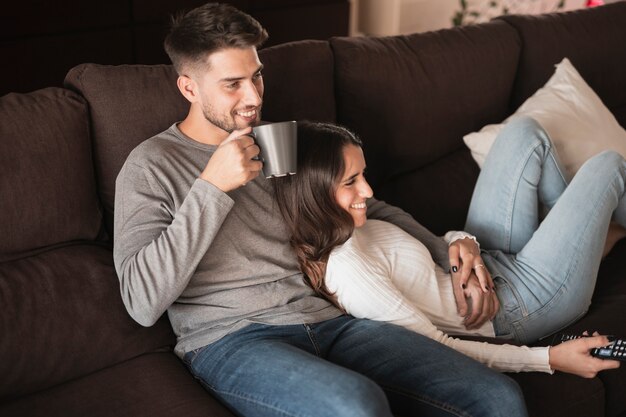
[219, 64, 264, 83]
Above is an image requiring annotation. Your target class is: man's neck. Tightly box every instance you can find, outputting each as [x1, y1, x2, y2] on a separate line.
[178, 109, 229, 146]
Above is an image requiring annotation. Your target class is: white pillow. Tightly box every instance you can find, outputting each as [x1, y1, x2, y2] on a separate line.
[463, 58, 626, 181]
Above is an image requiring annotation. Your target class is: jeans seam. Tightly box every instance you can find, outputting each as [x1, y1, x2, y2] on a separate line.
[543, 169, 613, 311]
[214, 387, 303, 417]
[186, 345, 208, 367]
[303, 323, 322, 356]
[190, 366, 301, 417]
[505, 138, 547, 254]
[512, 170, 619, 342]
[382, 385, 471, 417]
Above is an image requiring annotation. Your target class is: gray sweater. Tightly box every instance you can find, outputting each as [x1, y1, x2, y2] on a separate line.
[113, 124, 451, 357]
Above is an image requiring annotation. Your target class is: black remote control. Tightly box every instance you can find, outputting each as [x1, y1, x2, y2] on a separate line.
[552, 334, 626, 361]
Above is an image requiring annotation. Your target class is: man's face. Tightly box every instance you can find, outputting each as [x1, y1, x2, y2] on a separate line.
[195, 47, 264, 134]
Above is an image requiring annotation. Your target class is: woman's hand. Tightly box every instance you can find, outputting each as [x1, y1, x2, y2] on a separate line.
[448, 237, 493, 292]
[449, 237, 499, 328]
[549, 333, 621, 378]
[457, 274, 500, 329]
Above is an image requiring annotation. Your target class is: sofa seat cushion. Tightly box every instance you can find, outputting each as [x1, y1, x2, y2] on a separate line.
[0, 244, 174, 398]
[507, 371, 604, 417]
[0, 352, 234, 417]
[571, 240, 626, 417]
[331, 20, 520, 233]
[523, 241, 626, 417]
[0, 88, 102, 260]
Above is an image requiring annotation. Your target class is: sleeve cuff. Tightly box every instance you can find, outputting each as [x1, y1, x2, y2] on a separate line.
[444, 231, 480, 249]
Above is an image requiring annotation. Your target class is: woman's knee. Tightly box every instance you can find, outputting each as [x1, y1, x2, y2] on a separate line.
[502, 116, 551, 147]
[577, 150, 626, 188]
[491, 116, 553, 164]
[584, 150, 625, 170]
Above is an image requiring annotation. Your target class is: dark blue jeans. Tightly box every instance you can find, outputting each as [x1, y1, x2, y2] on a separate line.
[183, 316, 528, 417]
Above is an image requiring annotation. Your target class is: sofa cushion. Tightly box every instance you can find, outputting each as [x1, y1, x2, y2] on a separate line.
[0, 352, 234, 417]
[0, 244, 175, 399]
[331, 20, 520, 233]
[64, 40, 336, 237]
[0, 88, 102, 260]
[500, 2, 626, 118]
[582, 241, 626, 417]
[258, 39, 337, 124]
[508, 371, 604, 417]
[64, 63, 188, 237]
[463, 58, 626, 182]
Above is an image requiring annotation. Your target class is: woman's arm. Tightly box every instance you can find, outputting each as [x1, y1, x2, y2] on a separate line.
[549, 335, 620, 378]
[327, 251, 619, 376]
[367, 197, 497, 326]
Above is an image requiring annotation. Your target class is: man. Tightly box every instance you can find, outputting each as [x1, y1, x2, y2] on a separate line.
[113, 3, 526, 416]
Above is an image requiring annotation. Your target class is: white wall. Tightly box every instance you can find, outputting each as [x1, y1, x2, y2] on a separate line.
[354, 0, 590, 36]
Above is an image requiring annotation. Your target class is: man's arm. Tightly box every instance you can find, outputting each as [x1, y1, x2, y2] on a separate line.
[113, 128, 261, 327]
[114, 162, 233, 326]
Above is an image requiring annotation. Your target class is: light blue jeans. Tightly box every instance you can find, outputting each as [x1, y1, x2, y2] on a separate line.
[466, 116, 626, 344]
[184, 315, 528, 417]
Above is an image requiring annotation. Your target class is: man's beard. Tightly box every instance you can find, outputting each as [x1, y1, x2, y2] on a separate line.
[202, 103, 261, 133]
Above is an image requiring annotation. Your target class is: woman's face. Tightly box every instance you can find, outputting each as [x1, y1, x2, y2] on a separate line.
[335, 144, 373, 228]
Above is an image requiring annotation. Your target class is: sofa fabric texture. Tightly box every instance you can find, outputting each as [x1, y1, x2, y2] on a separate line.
[2, 3, 626, 416]
[331, 19, 521, 234]
[0, 88, 102, 259]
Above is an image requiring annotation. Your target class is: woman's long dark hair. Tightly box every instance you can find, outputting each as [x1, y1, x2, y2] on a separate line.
[273, 121, 363, 308]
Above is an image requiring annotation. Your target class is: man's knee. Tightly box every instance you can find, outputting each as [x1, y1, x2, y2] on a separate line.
[323, 374, 392, 417]
[480, 374, 528, 417]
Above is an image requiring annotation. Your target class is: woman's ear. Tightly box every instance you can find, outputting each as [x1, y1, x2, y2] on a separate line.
[177, 75, 198, 103]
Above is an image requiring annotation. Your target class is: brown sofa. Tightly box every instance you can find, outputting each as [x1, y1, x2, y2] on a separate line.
[2, 3, 626, 416]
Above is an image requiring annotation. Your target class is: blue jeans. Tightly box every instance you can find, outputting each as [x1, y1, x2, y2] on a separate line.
[184, 316, 527, 417]
[466, 116, 626, 344]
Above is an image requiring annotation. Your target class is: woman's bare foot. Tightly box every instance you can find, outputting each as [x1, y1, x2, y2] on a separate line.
[603, 221, 626, 258]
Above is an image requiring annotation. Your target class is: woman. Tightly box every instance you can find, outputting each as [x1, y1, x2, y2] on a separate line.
[273, 118, 623, 377]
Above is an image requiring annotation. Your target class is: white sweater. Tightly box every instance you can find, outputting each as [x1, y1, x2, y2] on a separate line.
[325, 220, 552, 373]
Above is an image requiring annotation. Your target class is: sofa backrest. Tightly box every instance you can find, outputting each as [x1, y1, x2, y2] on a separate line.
[64, 39, 337, 237]
[64, 63, 189, 237]
[500, 1, 626, 127]
[331, 20, 521, 234]
[0, 88, 175, 399]
[0, 88, 102, 261]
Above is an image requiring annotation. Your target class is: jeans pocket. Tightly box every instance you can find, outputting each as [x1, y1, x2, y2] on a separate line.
[183, 345, 208, 368]
[494, 276, 527, 319]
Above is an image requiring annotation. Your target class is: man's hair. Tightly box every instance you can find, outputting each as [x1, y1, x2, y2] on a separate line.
[164, 2, 268, 74]
[272, 121, 364, 309]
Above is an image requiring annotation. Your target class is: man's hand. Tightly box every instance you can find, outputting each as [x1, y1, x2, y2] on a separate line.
[449, 237, 499, 328]
[200, 127, 263, 192]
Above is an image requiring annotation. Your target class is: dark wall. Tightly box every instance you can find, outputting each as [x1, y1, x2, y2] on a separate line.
[0, 0, 349, 96]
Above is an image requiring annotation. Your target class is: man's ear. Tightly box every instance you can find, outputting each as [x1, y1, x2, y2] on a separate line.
[177, 75, 198, 103]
